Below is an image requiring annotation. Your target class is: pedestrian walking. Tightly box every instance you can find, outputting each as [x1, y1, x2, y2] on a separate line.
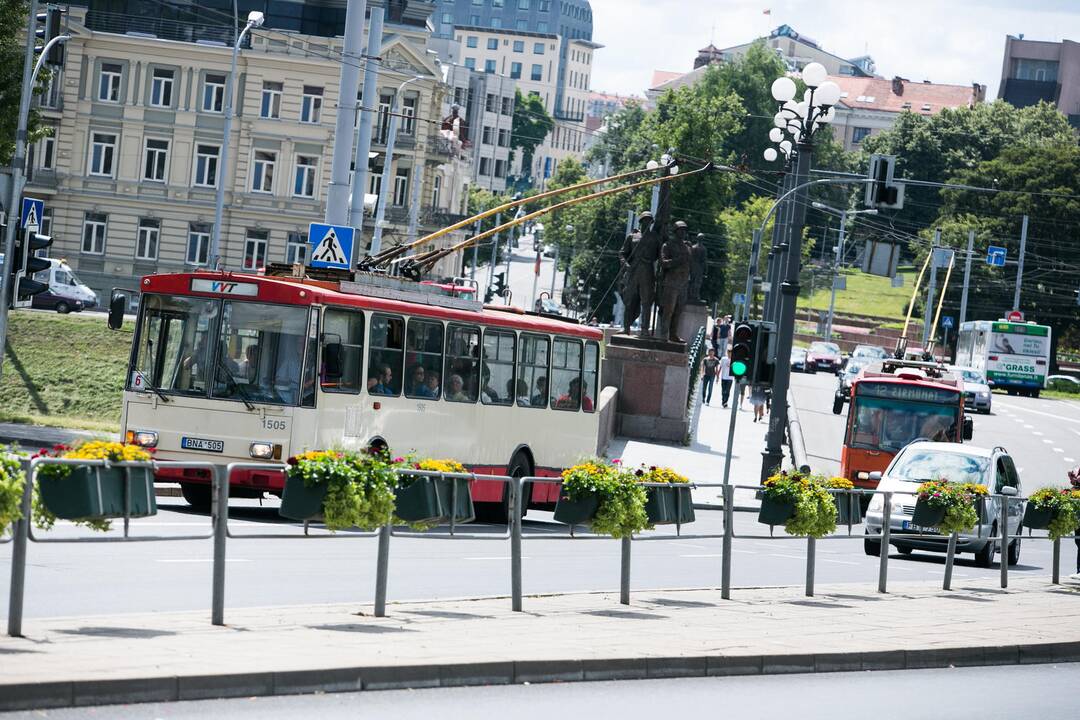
[1070, 467, 1080, 578]
[717, 315, 731, 357]
[701, 348, 720, 405]
[750, 383, 767, 423]
[719, 351, 733, 408]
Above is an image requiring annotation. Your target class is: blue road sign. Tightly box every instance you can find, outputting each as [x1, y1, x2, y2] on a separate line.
[20, 198, 44, 229]
[942, 316, 954, 330]
[308, 223, 354, 269]
[986, 245, 1007, 267]
[732, 292, 746, 307]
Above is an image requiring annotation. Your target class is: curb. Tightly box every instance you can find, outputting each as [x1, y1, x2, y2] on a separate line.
[3, 641, 1080, 711]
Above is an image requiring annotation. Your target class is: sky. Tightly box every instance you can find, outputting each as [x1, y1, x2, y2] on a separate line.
[587, 0, 1079, 98]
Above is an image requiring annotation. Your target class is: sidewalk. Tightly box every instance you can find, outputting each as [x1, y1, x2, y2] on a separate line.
[610, 385, 783, 509]
[2, 578, 1078, 710]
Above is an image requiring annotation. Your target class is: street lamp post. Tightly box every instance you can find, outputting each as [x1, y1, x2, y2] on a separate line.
[370, 76, 423, 256]
[758, 64, 843, 481]
[210, 11, 265, 270]
[811, 202, 878, 340]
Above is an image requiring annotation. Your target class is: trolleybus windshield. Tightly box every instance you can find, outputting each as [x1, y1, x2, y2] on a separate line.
[848, 392, 961, 452]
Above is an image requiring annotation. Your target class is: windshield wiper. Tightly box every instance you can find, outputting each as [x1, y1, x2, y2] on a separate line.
[214, 362, 256, 412]
[139, 377, 171, 403]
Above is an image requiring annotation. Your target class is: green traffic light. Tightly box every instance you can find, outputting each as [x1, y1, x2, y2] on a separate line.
[731, 360, 748, 377]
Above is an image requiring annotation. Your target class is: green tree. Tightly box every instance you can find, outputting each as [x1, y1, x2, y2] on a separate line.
[510, 89, 554, 188]
[1, 0, 36, 165]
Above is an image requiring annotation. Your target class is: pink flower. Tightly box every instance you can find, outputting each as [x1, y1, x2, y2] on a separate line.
[612, 458, 622, 465]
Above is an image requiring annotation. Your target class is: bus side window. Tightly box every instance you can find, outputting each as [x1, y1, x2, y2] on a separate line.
[300, 310, 319, 408]
[517, 334, 550, 409]
[551, 337, 583, 411]
[481, 329, 515, 406]
[321, 308, 364, 394]
[369, 314, 404, 396]
[405, 319, 444, 399]
[583, 341, 599, 413]
[445, 324, 480, 403]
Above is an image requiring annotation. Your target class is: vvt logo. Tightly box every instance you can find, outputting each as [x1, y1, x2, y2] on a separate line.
[211, 282, 238, 293]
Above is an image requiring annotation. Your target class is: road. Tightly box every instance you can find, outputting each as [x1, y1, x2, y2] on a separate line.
[471, 233, 560, 311]
[789, 369, 1080, 487]
[5, 662, 1077, 719]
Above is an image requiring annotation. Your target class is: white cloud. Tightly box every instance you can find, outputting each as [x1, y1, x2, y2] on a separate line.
[588, 0, 1078, 99]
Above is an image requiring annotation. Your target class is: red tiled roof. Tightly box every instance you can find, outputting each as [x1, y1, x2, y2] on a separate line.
[650, 70, 684, 89]
[829, 75, 978, 114]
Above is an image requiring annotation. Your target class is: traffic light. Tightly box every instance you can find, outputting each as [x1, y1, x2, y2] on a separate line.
[493, 272, 507, 297]
[751, 321, 775, 386]
[865, 154, 904, 210]
[35, 6, 65, 67]
[730, 322, 754, 379]
[10, 230, 52, 304]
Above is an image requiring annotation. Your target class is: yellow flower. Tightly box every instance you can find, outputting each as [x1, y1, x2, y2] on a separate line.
[418, 459, 466, 474]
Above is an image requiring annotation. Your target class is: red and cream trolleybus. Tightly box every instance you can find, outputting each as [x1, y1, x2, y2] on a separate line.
[120, 269, 603, 519]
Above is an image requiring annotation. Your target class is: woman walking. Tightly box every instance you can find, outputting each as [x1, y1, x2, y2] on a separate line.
[701, 348, 720, 405]
[749, 382, 767, 423]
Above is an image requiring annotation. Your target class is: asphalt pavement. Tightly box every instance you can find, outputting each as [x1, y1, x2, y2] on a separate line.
[5, 662, 1077, 719]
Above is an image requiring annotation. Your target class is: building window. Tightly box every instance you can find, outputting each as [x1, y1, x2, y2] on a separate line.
[482, 125, 493, 144]
[442, 12, 452, 23]
[492, 0, 504, 6]
[510, 62, 522, 79]
[393, 168, 409, 206]
[293, 155, 318, 197]
[516, 19, 527, 30]
[187, 223, 211, 265]
[301, 86, 323, 123]
[202, 73, 226, 113]
[1012, 58, 1059, 82]
[193, 144, 220, 187]
[501, 96, 513, 115]
[490, 17, 501, 28]
[479, 157, 491, 175]
[401, 95, 416, 135]
[533, 42, 544, 54]
[377, 93, 393, 142]
[38, 134, 55, 170]
[484, 59, 496, 74]
[89, 132, 117, 177]
[98, 63, 122, 102]
[466, 36, 478, 48]
[243, 230, 268, 270]
[531, 64, 542, 81]
[518, 0, 529, 8]
[136, 218, 160, 260]
[39, 209, 52, 238]
[82, 212, 107, 254]
[494, 158, 506, 178]
[513, 40, 524, 53]
[485, 93, 496, 112]
[464, 57, 476, 70]
[286, 232, 308, 264]
[143, 138, 169, 182]
[432, 174, 442, 207]
[497, 128, 510, 147]
[851, 126, 872, 144]
[470, 14, 480, 24]
[41, 69, 62, 108]
[252, 150, 276, 193]
[261, 81, 282, 118]
[150, 68, 174, 107]
[536, 21, 548, 32]
[487, 38, 498, 50]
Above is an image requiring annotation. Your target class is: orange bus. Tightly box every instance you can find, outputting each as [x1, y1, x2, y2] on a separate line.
[837, 361, 972, 495]
[118, 269, 603, 520]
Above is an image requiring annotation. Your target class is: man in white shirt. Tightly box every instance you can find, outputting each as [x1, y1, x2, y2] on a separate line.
[719, 352, 733, 408]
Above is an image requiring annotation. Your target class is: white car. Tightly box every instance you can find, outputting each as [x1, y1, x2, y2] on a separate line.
[953, 366, 992, 414]
[863, 442, 1023, 567]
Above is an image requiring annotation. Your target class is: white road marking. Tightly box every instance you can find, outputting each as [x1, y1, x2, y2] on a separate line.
[822, 559, 860, 565]
[1043, 439, 1053, 444]
[1000, 403, 1080, 425]
[1065, 458, 1076, 463]
[672, 542, 708, 550]
[1033, 431, 1044, 436]
[1023, 425, 1034, 430]
[1054, 448, 1065, 453]
[462, 556, 531, 561]
[769, 553, 805, 560]
[156, 558, 250, 563]
[680, 553, 724, 558]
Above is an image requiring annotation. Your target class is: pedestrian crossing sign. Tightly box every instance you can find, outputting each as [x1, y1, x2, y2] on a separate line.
[308, 222, 354, 269]
[21, 198, 44, 229]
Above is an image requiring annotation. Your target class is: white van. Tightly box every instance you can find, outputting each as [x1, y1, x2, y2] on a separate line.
[31, 258, 99, 313]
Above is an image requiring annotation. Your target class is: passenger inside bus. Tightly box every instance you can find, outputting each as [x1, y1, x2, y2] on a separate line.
[555, 377, 593, 411]
[531, 376, 548, 407]
[425, 372, 441, 398]
[509, 379, 529, 404]
[371, 365, 395, 395]
[446, 374, 469, 402]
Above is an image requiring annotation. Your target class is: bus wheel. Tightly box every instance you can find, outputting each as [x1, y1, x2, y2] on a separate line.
[476, 452, 531, 523]
[1031, 390, 1040, 399]
[180, 483, 212, 511]
[863, 538, 880, 557]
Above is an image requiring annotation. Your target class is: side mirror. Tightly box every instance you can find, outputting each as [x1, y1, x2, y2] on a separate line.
[1001, 485, 1018, 497]
[322, 343, 343, 379]
[107, 295, 126, 330]
[963, 416, 974, 440]
[868, 471, 883, 482]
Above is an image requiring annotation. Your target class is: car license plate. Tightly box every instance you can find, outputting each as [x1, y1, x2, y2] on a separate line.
[901, 520, 937, 533]
[181, 436, 224, 453]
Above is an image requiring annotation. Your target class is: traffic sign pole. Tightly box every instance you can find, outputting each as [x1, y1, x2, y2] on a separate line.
[1013, 214, 1027, 312]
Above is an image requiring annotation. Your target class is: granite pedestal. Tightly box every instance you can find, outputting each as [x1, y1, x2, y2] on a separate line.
[603, 335, 691, 443]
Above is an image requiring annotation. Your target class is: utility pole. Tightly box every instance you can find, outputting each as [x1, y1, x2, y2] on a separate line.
[550, 244, 559, 298]
[0, 0, 41, 384]
[922, 229, 942, 348]
[824, 210, 847, 341]
[1013, 214, 1028, 312]
[743, 229, 761, 321]
[959, 229, 974, 325]
[370, 76, 421, 256]
[347, 7, 383, 255]
[324, 0, 367, 226]
[487, 212, 501, 289]
[469, 220, 480, 280]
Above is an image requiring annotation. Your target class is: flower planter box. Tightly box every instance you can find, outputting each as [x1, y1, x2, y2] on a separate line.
[553, 489, 601, 526]
[911, 498, 946, 529]
[645, 486, 696, 525]
[395, 476, 474, 525]
[758, 495, 796, 526]
[1023, 504, 1055, 531]
[279, 475, 328, 522]
[835, 493, 863, 525]
[38, 466, 156, 520]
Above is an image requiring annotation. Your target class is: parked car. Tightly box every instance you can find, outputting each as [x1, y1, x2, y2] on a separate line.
[833, 359, 869, 412]
[1047, 375, 1080, 392]
[863, 442, 1022, 567]
[30, 258, 99, 314]
[952, 366, 993, 414]
[790, 347, 815, 373]
[806, 341, 843, 374]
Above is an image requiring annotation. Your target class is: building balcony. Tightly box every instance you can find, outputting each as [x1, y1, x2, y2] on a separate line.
[86, 10, 247, 47]
[1001, 78, 1060, 108]
[554, 110, 586, 123]
[421, 206, 470, 227]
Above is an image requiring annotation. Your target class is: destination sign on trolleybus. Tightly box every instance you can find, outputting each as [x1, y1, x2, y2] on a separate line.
[858, 382, 958, 404]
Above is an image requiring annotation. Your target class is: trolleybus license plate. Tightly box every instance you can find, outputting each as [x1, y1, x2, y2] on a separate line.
[181, 436, 224, 453]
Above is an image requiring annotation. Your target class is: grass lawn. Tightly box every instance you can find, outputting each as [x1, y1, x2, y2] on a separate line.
[1, 311, 132, 432]
[803, 268, 914, 321]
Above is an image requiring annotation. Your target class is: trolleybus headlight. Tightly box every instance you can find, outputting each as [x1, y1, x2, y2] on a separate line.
[249, 442, 278, 459]
[126, 430, 158, 448]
